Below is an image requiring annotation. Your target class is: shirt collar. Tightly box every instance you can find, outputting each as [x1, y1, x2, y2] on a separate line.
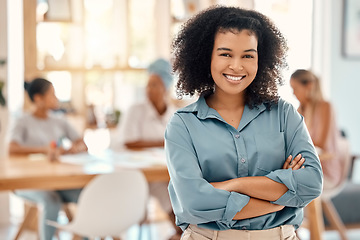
[177, 95, 267, 131]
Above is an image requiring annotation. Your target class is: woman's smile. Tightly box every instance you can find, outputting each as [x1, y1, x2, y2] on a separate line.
[223, 73, 246, 82]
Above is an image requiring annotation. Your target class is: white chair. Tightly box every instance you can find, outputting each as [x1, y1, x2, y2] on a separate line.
[321, 137, 351, 240]
[47, 170, 149, 240]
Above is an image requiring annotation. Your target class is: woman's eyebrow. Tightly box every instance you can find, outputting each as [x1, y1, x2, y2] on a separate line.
[244, 49, 257, 53]
[216, 48, 258, 53]
[217, 47, 232, 51]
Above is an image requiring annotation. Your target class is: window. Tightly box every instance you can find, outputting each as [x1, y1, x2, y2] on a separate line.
[25, 0, 170, 128]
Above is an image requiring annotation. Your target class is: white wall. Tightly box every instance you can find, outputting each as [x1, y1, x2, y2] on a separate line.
[328, 0, 360, 154]
[0, 0, 10, 225]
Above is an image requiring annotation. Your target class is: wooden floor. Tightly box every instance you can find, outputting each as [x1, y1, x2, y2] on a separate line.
[1, 195, 360, 240]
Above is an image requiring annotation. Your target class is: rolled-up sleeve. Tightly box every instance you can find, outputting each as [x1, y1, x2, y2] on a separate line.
[266, 102, 323, 208]
[165, 113, 250, 229]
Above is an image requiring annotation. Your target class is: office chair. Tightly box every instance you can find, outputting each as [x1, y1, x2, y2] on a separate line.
[47, 170, 149, 240]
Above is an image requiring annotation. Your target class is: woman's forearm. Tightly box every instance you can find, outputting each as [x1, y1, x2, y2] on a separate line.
[9, 142, 47, 155]
[125, 140, 164, 149]
[234, 197, 284, 220]
[212, 176, 288, 202]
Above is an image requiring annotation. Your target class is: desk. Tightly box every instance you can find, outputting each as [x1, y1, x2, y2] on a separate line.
[0, 150, 325, 240]
[0, 149, 169, 191]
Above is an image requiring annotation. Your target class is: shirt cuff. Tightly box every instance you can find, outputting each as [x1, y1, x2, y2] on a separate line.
[221, 191, 250, 227]
[266, 169, 302, 206]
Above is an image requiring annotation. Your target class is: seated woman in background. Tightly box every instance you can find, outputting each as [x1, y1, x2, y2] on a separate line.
[112, 58, 182, 239]
[114, 58, 176, 149]
[290, 69, 345, 189]
[9, 77, 87, 240]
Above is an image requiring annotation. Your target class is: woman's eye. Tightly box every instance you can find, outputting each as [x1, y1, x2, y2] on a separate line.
[243, 55, 254, 59]
[220, 53, 231, 57]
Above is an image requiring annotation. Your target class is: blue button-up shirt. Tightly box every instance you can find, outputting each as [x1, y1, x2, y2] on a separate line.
[165, 96, 323, 231]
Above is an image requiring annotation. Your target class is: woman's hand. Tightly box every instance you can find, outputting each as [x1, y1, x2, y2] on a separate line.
[283, 154, 305, 170]
[64, 140, 88, 154]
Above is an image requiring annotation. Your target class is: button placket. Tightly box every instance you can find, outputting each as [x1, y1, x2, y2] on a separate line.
[236, 133, 248, 177]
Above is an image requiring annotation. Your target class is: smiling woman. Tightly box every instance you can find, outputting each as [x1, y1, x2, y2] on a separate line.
[166, 6, 322, 240]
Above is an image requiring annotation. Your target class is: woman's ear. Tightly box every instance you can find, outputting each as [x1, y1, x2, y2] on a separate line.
[32, 93, 43, 104]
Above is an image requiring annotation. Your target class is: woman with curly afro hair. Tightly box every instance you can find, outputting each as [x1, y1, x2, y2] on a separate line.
[165, 6, 323, 240]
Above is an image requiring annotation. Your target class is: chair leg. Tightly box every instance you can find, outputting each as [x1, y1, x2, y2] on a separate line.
[14, 205, 38, 240]
[63, 204, 74, 222]
[72, 234, 83, 240]
[55, 204, 75, 239]
[306, 198, 324, 240]
[322, 199, 348, 240]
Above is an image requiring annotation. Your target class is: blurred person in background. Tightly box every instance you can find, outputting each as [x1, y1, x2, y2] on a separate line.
[290, 69, 345, 189]
[113, 58, 176, 149]
[112, 58, 181, 239]
[9, 77, 87, 240]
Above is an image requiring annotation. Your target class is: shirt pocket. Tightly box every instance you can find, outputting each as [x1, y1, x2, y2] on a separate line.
[254, 132, 286, 174]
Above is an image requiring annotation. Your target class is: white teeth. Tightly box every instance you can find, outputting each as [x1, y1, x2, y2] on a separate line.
[225, 74, 244, 81]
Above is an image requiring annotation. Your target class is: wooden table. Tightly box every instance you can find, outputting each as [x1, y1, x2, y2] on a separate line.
[0, 151, 325, 240]
[0, 151, 170, 191]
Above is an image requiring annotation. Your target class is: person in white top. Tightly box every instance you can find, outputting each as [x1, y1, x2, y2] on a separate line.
[114, 58, 176, 149]
[112, 58, 181, 239]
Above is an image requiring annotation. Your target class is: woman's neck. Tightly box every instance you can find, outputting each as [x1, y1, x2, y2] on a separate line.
[33, 108, 49, 119]
[207, 91, 245, 111]
[152, 100, 167, 116]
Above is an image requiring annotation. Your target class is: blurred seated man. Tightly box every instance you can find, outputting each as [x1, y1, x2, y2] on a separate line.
[9, 77, 87, 240]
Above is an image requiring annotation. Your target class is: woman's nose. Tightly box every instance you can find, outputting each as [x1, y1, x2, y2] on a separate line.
[229, 59, 243, 71]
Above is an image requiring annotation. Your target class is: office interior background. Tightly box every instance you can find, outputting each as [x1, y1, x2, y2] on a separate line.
[0, 0, 360, 232]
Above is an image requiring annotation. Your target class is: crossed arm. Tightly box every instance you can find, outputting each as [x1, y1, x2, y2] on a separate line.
[211, 154, 305, 220]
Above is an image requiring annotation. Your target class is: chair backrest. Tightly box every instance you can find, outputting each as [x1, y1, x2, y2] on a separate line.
[322, 137, 351, 199]
[70, 170, 149, 238]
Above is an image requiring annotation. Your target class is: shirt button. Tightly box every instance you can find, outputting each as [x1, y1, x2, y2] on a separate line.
[241, 158, 246, 163]
[242, 226, 247, 230]
[234, 134, 240, 138]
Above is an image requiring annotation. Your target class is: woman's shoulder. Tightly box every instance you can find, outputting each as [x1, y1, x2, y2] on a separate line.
[14, 112, 36, 123]
[317, 100, 331, 110]
[176, 96, 203, 113]
[316, 100, 333, 117]
[270, 98, 296, 112]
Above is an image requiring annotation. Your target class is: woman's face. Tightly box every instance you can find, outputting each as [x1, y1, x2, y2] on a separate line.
[290, 78, 310, 104]
[210, 29, 258, 97]
[146, 74, 166, 104]
[34, 85, 59, 110]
